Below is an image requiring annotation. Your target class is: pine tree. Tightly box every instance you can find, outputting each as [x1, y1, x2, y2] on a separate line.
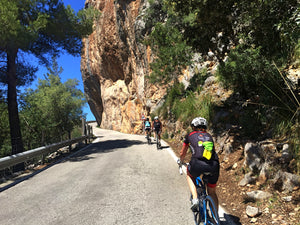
[0, 0, 98, 171]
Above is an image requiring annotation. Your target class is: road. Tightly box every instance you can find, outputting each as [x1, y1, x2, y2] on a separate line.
[0, 125, 238, 225]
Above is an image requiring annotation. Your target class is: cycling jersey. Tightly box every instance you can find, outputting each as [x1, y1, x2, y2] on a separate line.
[183, 131, 218, 161]
[153, 120, 162, 130]
[144, 121, 151, 128]
[183, 130, 220, 187]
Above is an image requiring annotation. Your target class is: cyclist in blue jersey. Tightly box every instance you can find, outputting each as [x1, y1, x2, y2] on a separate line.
[144, 118, 152, 137]
[178, 117, 220, 211]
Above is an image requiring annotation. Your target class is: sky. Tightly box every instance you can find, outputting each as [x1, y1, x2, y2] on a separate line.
[26, 0, 96, 121]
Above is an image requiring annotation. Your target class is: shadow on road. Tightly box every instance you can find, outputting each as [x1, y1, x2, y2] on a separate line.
[220, 213, 242, 225]
[66, 139, 144, 162]
[0, 139, 144, 192]
[159, 145, 169, 150]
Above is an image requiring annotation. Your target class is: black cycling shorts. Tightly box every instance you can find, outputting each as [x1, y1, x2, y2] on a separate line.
[187, 158, 220, 188]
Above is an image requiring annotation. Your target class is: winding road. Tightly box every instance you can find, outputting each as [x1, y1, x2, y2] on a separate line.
[0, 124, 239, 225]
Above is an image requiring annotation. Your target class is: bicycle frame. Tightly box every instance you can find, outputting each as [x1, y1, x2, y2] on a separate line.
[177, 161, 219, 225]
[194, 176, 220, 225]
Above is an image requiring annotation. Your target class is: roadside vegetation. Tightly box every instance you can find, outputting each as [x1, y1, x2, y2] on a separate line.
[0, 57, 86, 158]
[0, 0, 99, 169]
[144, 0, 299, 174]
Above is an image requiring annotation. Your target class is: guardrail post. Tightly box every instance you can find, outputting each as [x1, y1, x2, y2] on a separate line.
[87, 126, 91, 143]
[82, 117, 87, 144]
[82, 117, 86, 136]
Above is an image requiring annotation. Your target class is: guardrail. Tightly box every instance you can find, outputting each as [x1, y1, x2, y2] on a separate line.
[0, 135, 92, 171]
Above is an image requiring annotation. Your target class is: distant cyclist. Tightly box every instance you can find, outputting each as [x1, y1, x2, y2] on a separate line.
[152, 116, 162, 142]
[144, 118, 151, 138]
[178, 117, 220, 211]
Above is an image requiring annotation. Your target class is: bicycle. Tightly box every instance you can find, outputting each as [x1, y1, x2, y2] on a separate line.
[154, 130, 161, 150]
[178, 162, 220, 225]
[146, 130, 151, 145]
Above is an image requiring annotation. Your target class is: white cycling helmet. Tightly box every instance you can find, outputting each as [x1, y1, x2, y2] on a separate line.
[191, 117, 207, 128]
[154, 116, 159, 120]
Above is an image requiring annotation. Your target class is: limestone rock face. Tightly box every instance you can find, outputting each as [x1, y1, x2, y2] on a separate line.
[81, 0, 165, 133]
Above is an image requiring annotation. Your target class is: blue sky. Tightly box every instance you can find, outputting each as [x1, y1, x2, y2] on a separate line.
[26, 0, 95, 121]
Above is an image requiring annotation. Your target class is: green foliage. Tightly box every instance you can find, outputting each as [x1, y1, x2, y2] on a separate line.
[217, 46, 282, 99]
[274, 121, 300, 173]
[217, 45, 299, 139]
[156, 83, 214, 128]
[145, 1, 192, 84]
[0, 98, 11, 157]
[145, 0, 299, 173]
[235, 0, 300, 61]
[0, 0, 98, 156]
[164, 0, 236, 57]
[20, 57, 86, 148]
[158, 82, 185, 119]
[291, 40, 300, 67]
[186, 68, 208, 92]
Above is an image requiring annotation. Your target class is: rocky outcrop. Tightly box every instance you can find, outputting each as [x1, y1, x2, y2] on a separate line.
[81, 0, 166, 133]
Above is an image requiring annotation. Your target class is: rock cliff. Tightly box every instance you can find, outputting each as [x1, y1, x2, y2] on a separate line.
[81, 0, 165, 133]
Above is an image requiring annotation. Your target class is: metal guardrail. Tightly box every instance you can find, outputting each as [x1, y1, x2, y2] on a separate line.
[0, 135, 91, 171]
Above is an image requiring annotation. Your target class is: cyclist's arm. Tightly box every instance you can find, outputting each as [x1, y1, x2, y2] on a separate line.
[180, 143, 189, 162]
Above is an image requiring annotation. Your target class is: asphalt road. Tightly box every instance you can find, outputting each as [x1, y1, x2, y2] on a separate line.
[0, 125, 239, 225]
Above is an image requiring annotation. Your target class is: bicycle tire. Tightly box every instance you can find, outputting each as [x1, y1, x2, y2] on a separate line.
[147, 134, 151, 145]
[156, 138, 160, 149]
[204, 195, 220, 225]
[194, 205, 205, 225]
[190, 194, 204, 225]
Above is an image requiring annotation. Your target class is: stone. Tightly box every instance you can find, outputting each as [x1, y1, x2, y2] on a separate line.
[282, 196, 292, 202]
[246, 190, 272, 200]
[273, 170, 300, 192]
[244, 142, 264, 173]
[246, 205, 261, 217]
[239, 172, 256, 186]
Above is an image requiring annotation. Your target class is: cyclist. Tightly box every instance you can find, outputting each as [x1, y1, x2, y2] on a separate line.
[152, 116, 162, 142]
[178, 117, 220, 211]
[144, 118, 151, 138]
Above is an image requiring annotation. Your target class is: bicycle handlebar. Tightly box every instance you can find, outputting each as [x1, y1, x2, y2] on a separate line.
[177, 159, 188, 175]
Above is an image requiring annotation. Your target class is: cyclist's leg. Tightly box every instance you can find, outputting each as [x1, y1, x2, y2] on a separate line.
[205, 160, 220, 212]
[207, 185, 218, 212]
[158, 129, 162, 140]
[156, 130, 159, 140]
[187, 170, 197, 200]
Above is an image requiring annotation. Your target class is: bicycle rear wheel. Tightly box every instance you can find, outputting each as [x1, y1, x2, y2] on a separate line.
[147, 133, 151, 145]
[204, 195, 220, 225]
[156, 137, 160, 149]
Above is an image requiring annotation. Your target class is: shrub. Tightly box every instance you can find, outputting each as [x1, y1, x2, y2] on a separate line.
[156, 83, 214, 129]
[217, 46, 282, 100]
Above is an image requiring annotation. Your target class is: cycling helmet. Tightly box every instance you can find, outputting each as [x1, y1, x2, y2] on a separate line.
[154, 116, 158, 120]
[146, 118, 149, 121]
[191, 117, 207, 129]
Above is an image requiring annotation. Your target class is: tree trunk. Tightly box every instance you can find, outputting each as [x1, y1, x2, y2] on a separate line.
[7, 48, 25, 171]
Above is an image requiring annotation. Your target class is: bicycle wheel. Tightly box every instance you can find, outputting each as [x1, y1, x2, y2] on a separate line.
[147, 133, 151, 145]
[190, 195, 203, 225]
[204, 195, 220, 225]
[156, 137, 161, 149]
